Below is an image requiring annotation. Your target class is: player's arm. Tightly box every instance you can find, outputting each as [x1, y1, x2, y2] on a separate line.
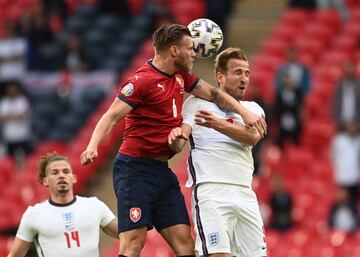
[101, 218, 119, 239]
[196, 110, 262, 146]
[80, 98, 133, 165]
[168, 123, 192, 153]
[7, 237, 32, 257]
[190, 79, 266, 137]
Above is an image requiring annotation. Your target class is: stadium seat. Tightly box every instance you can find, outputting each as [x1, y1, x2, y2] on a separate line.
[280, 9, 309, 27]
[303, 23, 334, 42]
[344, 20, 360, 37]
[350, 6, 360, 21]
[313, 9, 341, 27]
[332, 34, 358, 54]
[295, 37, 325, 60]
[270, 24, 300, 43]
[260, 39, 288, 59]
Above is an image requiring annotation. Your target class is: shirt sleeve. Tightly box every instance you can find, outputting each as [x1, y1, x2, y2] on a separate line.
[117, 75, 146, 107]
[178, 71, 200, 93]
[182, 96, 199, 128]
[16, 207, 36, 242]
[94, 198, 116, 228]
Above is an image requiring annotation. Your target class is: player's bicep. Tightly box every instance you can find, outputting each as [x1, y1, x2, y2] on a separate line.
[104, 97, 133, 124]
[101, 218, 118, 239]
[7, 237, 32, 257]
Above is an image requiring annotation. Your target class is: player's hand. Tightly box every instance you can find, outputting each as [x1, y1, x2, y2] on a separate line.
[80, 148, 98, 165]
[168, 127, 189, 145]
[241, 109, 266, 137]
[195, 110, 221, 129]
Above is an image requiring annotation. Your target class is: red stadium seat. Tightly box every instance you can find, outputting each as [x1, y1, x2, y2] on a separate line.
[295, 37, 326, 60]
[331, 34, 358, 54]
[303, 23, 334, 42]
[252, 54, 283, 73]
[350, 6, 360, 21]
[344, 20, 360, 38]
[280, 9, 310, 27]
[260, 38, 289, 59]
[270, 24, 300, 43]
[313, 9, 341, 27]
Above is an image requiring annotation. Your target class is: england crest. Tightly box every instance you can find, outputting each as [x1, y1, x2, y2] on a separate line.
[208, 232, 220, 246]
[129, 207, 141, 223]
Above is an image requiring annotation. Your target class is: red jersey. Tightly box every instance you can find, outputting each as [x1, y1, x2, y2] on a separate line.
[117, 60, 199, 158]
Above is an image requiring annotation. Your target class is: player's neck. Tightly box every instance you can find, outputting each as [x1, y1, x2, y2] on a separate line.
[152, 55, 176, 74]
[50, 192, 75, 205]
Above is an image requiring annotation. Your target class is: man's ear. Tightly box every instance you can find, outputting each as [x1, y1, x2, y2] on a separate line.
[42, 178, 49, 187]
[72, 174, 77, 184]
[216, 72, 225, 85]
[170, 45, 178, 57]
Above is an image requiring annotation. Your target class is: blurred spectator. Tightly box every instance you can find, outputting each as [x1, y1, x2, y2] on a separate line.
[333, 61, 360, 132]
[42, 0, 69, 22]
[61, 35, 89, 72]
[331, 122, 360, 207]
[154, 1, 175, 27]
[98, 0, 130, 18]
[269, 174, 293, 231]
[205, 0, 234, 46]
[0, 22, 27, 84]
[0, 82, 32, 163]
[275, 73, 304, 148]
[23, 8, 54, 70]
[289, 0, 316, 9]
[317, 0, 349, 21]
[275, 47, 311, 95]
[329, 187, 359, 232]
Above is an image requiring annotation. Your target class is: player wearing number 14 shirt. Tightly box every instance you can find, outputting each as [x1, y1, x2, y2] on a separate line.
[7, 152, 118, 257]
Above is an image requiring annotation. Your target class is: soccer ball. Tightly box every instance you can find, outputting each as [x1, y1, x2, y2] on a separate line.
[187, 18, 223, 58]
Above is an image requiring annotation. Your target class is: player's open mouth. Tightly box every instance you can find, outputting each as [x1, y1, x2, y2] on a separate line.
[58, 181, 67, 185]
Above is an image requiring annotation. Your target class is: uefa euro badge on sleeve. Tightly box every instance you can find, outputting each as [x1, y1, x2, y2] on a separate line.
[129, 207, 141, 223]
[121, 83, 134, 96]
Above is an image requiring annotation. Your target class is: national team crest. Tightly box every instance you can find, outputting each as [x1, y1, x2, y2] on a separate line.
[129, 207, 141, 223]
[174, 74, 184, 94]
[208, 232, 220, 246]
[121, 83, 134, 96]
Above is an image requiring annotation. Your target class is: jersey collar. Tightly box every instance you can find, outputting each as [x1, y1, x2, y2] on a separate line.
[147, 59, 172, 78]
[49, 196, 77, 207]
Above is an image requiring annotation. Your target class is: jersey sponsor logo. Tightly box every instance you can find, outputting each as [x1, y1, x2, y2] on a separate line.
[134, 75, 141, 80]
[129, 207, 141, 223]
[121, 83, 134, 96]
[174, 74, 184, 94]
[208, 232, 220, 246]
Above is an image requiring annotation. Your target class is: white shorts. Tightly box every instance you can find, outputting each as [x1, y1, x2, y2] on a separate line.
[192, 183, 267, 257]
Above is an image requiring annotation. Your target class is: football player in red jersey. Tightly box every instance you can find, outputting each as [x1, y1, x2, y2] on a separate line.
[80, 24, 266, 257]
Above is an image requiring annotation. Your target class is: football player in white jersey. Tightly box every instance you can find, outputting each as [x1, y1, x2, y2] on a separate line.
[7, 152, 118, 257]
[168, 48, 267, 257]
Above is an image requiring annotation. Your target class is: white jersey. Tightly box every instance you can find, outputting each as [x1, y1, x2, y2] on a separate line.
[182, 96, 265, 188]
[16, 196, 115, 257]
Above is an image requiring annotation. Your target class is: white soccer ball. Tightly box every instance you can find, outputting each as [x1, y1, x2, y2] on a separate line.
[187, 18, 223, 58]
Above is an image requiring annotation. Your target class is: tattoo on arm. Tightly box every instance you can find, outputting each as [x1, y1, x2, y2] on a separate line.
[194, 80, 202, 90]
[211, 87, 236, 113]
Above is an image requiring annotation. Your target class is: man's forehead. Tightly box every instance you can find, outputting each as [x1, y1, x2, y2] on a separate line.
[228, 59, 249, 70]
[48, 160, 71, 170]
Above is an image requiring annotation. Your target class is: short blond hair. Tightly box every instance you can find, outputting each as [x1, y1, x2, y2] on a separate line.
[214, 47, 248, 74]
